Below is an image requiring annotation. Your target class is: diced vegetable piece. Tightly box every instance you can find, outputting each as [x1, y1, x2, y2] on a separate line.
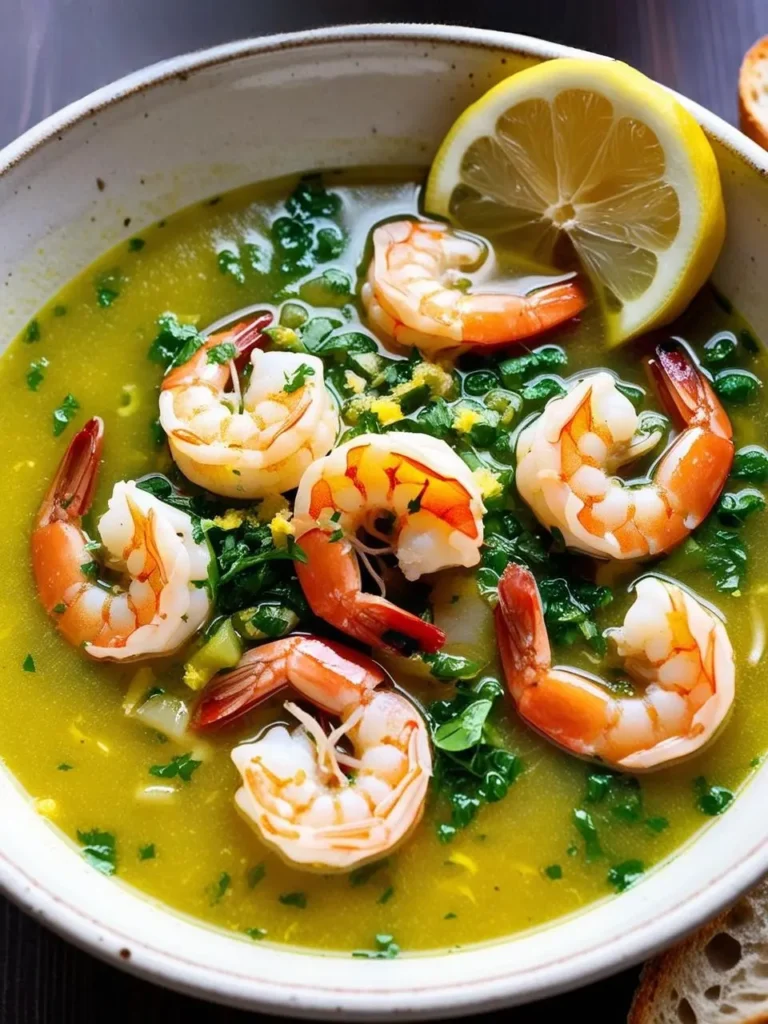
[183, 619, 243, 691]
[232, 604, 299, 641]
[135, 693, 191, 740]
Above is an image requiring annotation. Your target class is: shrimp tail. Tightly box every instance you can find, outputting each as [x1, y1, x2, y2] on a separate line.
[231, 311, 273, 372]
[649, 341, 733, 440]
[495, 562, 552, 694]
[338, 592, 446, 655]
[37, 416, 103, 527]
[525, 280, 588, 334]
[193, 638, 295, 728]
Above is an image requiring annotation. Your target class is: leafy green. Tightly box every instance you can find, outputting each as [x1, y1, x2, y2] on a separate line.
[27, 357, 49, 391]
[607, 860, 644, 892]
[95, 270, 121, 308]
[572, 809, 602, 861]
[78, 829, 117, 875]
[24, 319, 41, 343]
[422, 651, 485, 682]
[149, 752, 202, 782]
[716, 489, 766, 527]
[207, 341, 237, 365]
[283, 363, 316, 393]
[694, 776, 734, 816]
[377, 886, 394, 905]
[138, 843, 156, 860]
[544, 864, 563, 880]
[247, 863, 266, 888]
[429, 680, 522, 840]
[279, 891, 307, 908]
[521, 375, 566, 406]
[463, 369, 500, 396]
[433, 700, 494, 752]
[245, 927, 268, 940]
[128, 237, 145, 252]
[314, 225, 345, 261]
[52, 394, 79, 437]
[58, 763, 74, 771]
[539, 577, 613, 654]
[285, 175, 342, 220]
[147, 313, 205, 371]
[349, 860, 388, 887]
[208, 871, 231, 904]
[646, 816, 669, 834]
[22, 654, 35, 672]
[714, 369, 761, 404]
[688, 527, 748, 593]
[498, 345, 567, 388]
[732, 445, 768, 483]
[702, 332, 737, 367]
[217, 248, 245, 284]
[352, 934, 400, 959]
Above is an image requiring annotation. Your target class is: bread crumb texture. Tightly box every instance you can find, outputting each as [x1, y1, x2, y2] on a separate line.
[629, 879, 768, 1023]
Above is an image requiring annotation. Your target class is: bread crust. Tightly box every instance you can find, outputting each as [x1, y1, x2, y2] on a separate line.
[739, 37, 768, 150]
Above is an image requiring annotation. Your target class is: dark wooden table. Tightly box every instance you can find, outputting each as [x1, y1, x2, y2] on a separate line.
[1, 1, 764, 1021]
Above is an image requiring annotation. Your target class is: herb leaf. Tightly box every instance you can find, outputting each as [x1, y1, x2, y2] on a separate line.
[607, 859, 644, 892]
[279, 891, 307, 908]
[694, 776, 734, 816]
[283, 363, 316, 393]
[147, 313, 205, 371]
[433, 699, 493, 752]
[207, 341, 237, 365]
[149, 752, 202, 782]
[77, 829, 117, 875]
[27, 357, 49, 391]
[53, 394, 80, 437]
[573, 808, 602, 861]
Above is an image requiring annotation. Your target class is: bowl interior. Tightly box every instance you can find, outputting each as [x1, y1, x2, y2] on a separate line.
[2, 25, 768, 1020]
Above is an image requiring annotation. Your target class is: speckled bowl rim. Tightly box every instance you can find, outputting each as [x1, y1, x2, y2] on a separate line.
[2, 23, 768, 1021]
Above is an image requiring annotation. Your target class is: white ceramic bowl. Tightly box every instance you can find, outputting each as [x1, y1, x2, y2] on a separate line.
[2, 23, 768, 1021]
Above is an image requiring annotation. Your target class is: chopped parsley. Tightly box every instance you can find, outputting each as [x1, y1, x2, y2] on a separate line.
[349, 860, 388, 887]
[138, 843, 156, 860]
[572, 809, 602, 861]
[377, 885, 394, 905]
[27, 357, 49, 391]
[53, 304, 67, 317]
[607, 860, 644, 893]
[646, 816, 669, 834]
[147, 313, 204, 371]
[208, 871, 231, 905]
[77, 829, 117, 875]
[207, 341, 237, 365]
[52, 603, 66, 614]
[278, 891, 307, 909]
[217, 248, 245, 284]
[732, 445, 768, 483]
[283, 363, 315, 393]
[128, 237, 145, 252]
[57, 763, 73, 771]
[544, 864, 563, 880]
[498, 344, 567, 388]
[22, 654, 35, 672]
[713, 369, 761, 404]
[352, 934, 400, 959]
[244, 927, 267, 940]
[247, 863, 266, 888]
[422, 651, 485, 682]
[95, 270, 121, 307]
[52, 394, 80, 437]
[694, 776, 734, 816]
[79, 560, 99, 580]
[149, 752, 202, 782]
[24, 319, 41, 342]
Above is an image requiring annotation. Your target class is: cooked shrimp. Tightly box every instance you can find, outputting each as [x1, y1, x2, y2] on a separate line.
[361, 219, 587, 353]
[159, 313, 338, 499]
[496, 564, 734, 771]
[292, 432, 485, 653]
[32, 417, 212, 659]
[193, 635, 431, 871]
[516, 343, 733, 558]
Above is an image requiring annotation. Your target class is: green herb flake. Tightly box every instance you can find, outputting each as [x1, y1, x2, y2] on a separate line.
[24, 319, 41, 343]
[703, 332, 738, 367]
[22, 654, 35, 673]
[422, 651, 484, 682]
[573, 809, 602, 861]
[377, 885, 394, 905]
[544, 864, 563, 880]
[217, 248, 245, 284]
[607, 859, 644, 893]
[207, 341, 237, 365]
[95, 271, 121, 307]
[27, 357, 49, 391]
[694, 776, 734, 816]
[278, 891, 307, 909]
[585, 772, 615, 803]
[128, 237, 146, 252]
[714, 369, 761, 404]
[349, 859, 387, 887]
[149, 752, 202, 782]
[717, 489, 766, 527]
[283, 363, 316, 394]
[52, 603, 67, 614]
[646, 816, 669, 834]
[53, 304, 67, 317]
[352, 934, 400, 959]
[247, 863, 266, 888]
[147, 312, 205, 371]
[138, 843, 156, 860]
[208, 871, 231, 905]
[57, 763, 74, 771]
[77, 828, 117, 875]
[433, 699, 493, 752]
[52, 394, 80, 437]
[244, 927, 267, 941]
[732, 445, 768, 483]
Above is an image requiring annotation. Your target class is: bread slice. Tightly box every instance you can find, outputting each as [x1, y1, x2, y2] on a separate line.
[739, 37, 768, 150]
[629, 878, 768, 1023]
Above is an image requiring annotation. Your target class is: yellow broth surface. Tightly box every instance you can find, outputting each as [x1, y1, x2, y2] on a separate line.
[1, 172, 767, 955]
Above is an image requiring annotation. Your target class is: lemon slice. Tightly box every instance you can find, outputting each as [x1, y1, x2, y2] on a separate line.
[425, 59, 725, 346]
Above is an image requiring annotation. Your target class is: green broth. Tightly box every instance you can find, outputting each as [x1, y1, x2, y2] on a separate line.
[1, 170, 767, 954]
